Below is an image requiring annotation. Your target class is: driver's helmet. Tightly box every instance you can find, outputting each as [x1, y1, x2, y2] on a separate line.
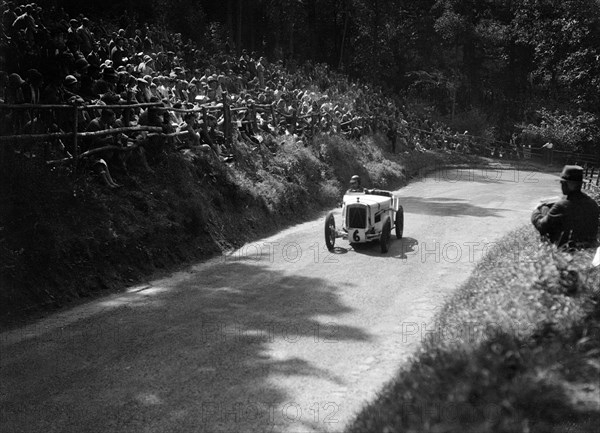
[350, 175, 361, 189]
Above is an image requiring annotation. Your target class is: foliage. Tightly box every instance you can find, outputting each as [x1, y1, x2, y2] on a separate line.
[520, 109, 599, 152]
[55, 1, 600, 147]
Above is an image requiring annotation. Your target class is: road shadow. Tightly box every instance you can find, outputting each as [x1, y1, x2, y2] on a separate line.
[398, 196, 508, 217]
[330, 246, 350, 254]
[0, 261, 370, 433]
[351, 237, 419, 260]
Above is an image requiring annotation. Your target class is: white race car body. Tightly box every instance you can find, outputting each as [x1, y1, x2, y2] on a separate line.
[324, 189, 404, 253]
[341, 192, 398, 243]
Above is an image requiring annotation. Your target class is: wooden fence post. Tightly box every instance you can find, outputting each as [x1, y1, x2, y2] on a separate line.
[271, 105, 278, 127]
[222, 93, 231, 146]
[73, 103, 79, 164]
[251, 103, 258, 133]
[202, 106, 209, 137]
[290, 108, 297, 134]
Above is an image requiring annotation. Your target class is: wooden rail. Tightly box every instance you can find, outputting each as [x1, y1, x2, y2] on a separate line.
[3, 98, 600, 172]
[583, 165, 600, 190]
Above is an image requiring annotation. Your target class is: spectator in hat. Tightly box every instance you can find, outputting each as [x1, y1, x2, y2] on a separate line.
[137, 54, 154, 76]
[63, 74, 81, 98]
[155, 75, 169, 99]
[110, 102, 153, 174]
[206, 74, 220, 101]
[200, 113, 225, 156]
[85, 108, 122, 188]
[73, 57, 89, 75]
[96, 37, 110, 62]
[186, 79, 199, 103]
[138, 97, 164, 128]
[74, 59, 95, 100]
[23, 68, 42, 104]
[4, 73, 27, 133]
[256, 57, 266, 88]
[135, 77, 152, 103]
[66, 18, 80, 53]
[532, 165, 600, 248]
[115, 71, 130, 96]
[0, 71, 7, 105]
[76, 17, 95, 55]
[11, 4, 36, 36]
[2, 2, 17, 36]
[110, 36, 127, 68]
[92, 66, 117, 95]
[180, 111, 202, 147]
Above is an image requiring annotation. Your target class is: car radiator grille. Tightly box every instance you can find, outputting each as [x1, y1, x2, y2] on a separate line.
[347, 206, 367, 228]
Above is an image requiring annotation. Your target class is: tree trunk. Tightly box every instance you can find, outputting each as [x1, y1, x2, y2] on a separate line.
[236, 0, 242, 54]
[373, 0, 380, 53]
[339, 11, 348, 69]
[289, 23, 294, 56]
[226, 0, 233, 47]
[249, 1, 255, 52]
[309, 0, 319, 59]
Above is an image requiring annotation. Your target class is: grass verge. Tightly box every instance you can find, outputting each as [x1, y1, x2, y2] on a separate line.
[346, 212, 600, 433]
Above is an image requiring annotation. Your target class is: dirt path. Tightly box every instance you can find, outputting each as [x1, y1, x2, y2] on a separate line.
[0, 167, 559, 433]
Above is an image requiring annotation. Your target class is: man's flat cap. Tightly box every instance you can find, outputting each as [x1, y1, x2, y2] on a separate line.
[63, 75, 78, 86]
[560, 165, 584, 182]
[74, 58, 89, 70]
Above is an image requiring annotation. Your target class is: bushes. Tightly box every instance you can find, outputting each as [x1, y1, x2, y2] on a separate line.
[519, 108, 599, 153]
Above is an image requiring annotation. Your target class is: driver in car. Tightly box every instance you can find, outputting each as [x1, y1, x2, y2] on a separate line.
[347, 175, 365, 193]
[347, 174, 392, 197]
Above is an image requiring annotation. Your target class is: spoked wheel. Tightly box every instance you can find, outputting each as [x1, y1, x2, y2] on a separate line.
[380, 218, 391, 253]
[395, 205, 404, 239]
[324, 211, 336, 251]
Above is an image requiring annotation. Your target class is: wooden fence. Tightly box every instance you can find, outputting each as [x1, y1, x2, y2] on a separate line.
[2, 98, 599, 180]
[0, 95, 327, 166]
[583, 165, 600, 191]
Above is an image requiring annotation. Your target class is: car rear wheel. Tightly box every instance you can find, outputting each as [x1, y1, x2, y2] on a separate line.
[380, 218, 391, 253]
[395, 206, 404, 239]
[324, 211, 336, 251]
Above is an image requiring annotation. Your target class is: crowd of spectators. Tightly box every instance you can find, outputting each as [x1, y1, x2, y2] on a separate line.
[0, 1, 490, 187]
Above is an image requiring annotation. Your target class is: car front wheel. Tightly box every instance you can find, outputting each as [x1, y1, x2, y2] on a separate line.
[324, 211, 336, 251]
[380, 218, 391, 253]
[395, 206, 404, 239]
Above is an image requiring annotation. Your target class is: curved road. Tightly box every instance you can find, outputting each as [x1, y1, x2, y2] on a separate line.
[1, 167, 559, 433]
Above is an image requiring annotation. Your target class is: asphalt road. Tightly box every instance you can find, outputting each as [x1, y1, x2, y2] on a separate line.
[0, 167, 560, 433]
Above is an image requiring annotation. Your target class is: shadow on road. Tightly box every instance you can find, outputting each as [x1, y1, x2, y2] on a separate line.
[351, 237, 419, 260]
[1, 260, 371, 433]
[398, 196, 508, 217]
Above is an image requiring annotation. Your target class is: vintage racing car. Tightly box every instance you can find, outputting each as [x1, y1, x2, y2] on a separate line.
[324, 188, 404, 253]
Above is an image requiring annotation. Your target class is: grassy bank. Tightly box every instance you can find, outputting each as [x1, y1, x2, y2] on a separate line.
[0, 133, 481, 327]
[346, 206, 600, 433]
